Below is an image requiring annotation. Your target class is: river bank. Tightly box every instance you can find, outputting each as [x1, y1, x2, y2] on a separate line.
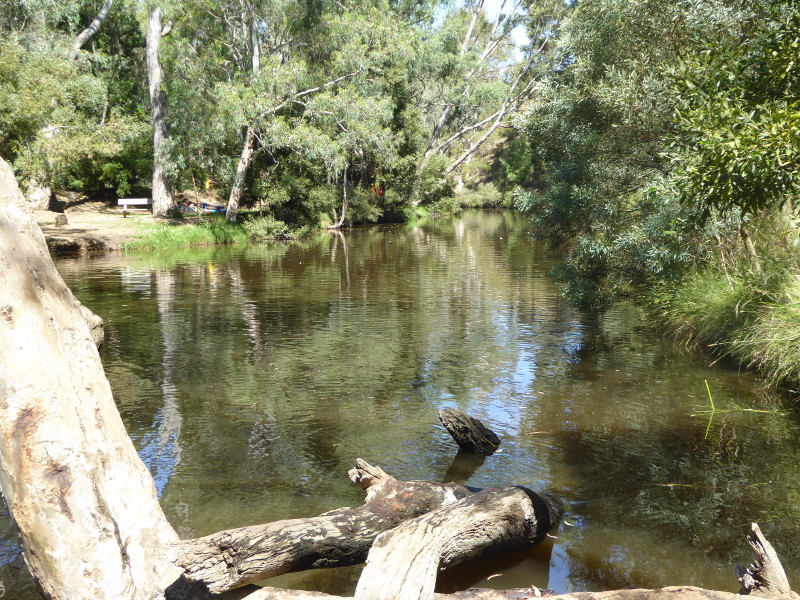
[34, 201, 160, 253]
[35, 202, 800, 397]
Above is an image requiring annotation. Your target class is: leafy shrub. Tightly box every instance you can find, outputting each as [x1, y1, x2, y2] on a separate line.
[243, 215, 290, 240]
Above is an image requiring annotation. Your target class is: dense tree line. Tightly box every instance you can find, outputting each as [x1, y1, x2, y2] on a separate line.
[2, 0, 798, 382]
[508, 0, 800, 387]
[0, 0, 563, 223]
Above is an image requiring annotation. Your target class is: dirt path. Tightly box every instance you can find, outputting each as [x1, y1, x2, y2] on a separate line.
[35, 201, 159, 254]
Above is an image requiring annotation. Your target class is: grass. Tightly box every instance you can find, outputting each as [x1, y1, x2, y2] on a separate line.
[123, 215, 249, 251]
[650, 264, 800, 390]
[693, 380, 787, 438]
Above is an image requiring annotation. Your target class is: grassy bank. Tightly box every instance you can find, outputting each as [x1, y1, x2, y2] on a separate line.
[649, 263, 800, 392]
[122, 214, 309, 252]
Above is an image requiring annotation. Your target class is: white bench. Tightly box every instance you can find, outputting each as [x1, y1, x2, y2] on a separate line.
[117, 198, 152, 217]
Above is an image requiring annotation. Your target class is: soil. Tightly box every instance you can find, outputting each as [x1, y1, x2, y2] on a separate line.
[34, 199, 160, 254]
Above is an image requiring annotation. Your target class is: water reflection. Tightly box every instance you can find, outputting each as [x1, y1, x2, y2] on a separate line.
[3, 210, 798, 598]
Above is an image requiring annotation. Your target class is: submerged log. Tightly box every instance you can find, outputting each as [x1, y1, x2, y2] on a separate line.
[354, 486, 561, 600]
[438, 408, 501, 455]
[175, 460, 478, 593]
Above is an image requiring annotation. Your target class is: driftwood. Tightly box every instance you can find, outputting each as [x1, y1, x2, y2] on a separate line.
[736, 524, 797, 597]
[175, 461, 560, 597]
[232, 586, 789, 600]
[438, 408, 501, 454]
[354, 486, 562, 600]
[175, 460, 477, 593]
[223, 520, 798, 600]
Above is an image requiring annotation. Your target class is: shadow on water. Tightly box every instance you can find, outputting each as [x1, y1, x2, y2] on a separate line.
[3, 210, 797, 598]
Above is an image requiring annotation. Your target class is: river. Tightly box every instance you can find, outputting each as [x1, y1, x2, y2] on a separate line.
[2, 210, 799, 597]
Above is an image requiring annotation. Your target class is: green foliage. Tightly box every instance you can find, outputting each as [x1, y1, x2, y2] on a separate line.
[124, 216, 249, 251]
[668, 9, 800, 220]
[416, 153, 455, 206]
[458, 182, 504, 208]
[513, 0, 779, 310]
[0, 0, 151, 198]
[242, 215, 291, 240]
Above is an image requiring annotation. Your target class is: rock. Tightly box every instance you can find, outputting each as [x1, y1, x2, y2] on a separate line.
[55, 214, 68, 227]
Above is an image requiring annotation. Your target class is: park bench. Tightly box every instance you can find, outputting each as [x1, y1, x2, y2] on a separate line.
[117, 198, 151, 217]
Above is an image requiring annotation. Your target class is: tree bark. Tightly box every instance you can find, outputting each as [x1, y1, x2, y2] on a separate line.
[0, 155, 181, 600]
[226, 126, 257, 223]
[328, 166, 348, 229]
[438, 408, 501, 455]
[226, 7, 261, 223]
[237, 586, 793, 600]
[354, 486, 561, 600]
[146, 7, 176, 217]
[25, 178, 54, 210]
[70, 0, 114, 59]
[174, 459, 478, 594]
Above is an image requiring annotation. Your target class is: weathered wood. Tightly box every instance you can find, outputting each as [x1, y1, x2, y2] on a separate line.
[354, 486, 562, 600]
[438, 408, 501, 454]
[736, 524, 797, 598]
[234, 586, 788, 600]
[70, 0, 114, 59]
[146, 8, 176, 217]
[0, 156, 181, 599]
[174, 459, 477, 594]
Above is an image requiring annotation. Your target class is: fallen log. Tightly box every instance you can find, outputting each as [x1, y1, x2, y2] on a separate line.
[354, 486, 561, 600]
[438, 408, 501, 455]
[230, 586, 786, 600]
[228, 521, 797, 600]
[174, 460, 478, 593]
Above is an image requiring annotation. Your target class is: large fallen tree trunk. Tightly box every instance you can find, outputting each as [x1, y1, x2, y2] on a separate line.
[227, 521, 798, 600]
[175, 461, 560, 596]
[234, 585, 791, 600]
[174, 460, 478, 593]
[354, 486, 561, 600]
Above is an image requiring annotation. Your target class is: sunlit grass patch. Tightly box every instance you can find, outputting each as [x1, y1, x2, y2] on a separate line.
[123, 216, 248, 251]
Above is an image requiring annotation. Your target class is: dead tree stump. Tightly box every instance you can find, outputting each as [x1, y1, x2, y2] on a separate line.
[438, 408, 501, 455]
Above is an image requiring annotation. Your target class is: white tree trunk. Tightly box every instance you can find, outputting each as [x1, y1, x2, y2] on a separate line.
[146, 7, 176, 217]
[0, 155, 181, 599]
[226, 126, 257, 223]
[70, 0, 114, 59]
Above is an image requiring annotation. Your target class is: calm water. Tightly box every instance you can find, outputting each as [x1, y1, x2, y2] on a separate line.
[3, 210, 800, 597]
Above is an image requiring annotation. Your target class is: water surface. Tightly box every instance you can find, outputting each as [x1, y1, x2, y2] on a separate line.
[3, 210, 799, 597]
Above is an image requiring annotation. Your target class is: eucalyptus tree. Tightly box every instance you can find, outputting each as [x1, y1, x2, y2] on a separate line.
[514, 0, 763, 309]
[304, 87, 398, 227]
[146, 4, 177, 216]
[416, 0, 569, 183]
[0, 0, 148, 205]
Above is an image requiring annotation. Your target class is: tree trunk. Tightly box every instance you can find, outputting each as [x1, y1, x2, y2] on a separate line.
[0, 155, 181, 600]
[174, 459, 480, 593]
[739, 223, 763, 279]
[226, 126, 257, 223]
[328, 166, 348, 229]
[226, 8, 261, 224]
[147, 7, 176, 217]
[25, 178, 54, 210]
[70, 0, 114, 59]
[237, 586, 792, 600]
[354, 487, 561, 600]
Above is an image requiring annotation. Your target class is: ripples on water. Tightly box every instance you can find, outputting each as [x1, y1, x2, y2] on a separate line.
[2, 210, 799, 597]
